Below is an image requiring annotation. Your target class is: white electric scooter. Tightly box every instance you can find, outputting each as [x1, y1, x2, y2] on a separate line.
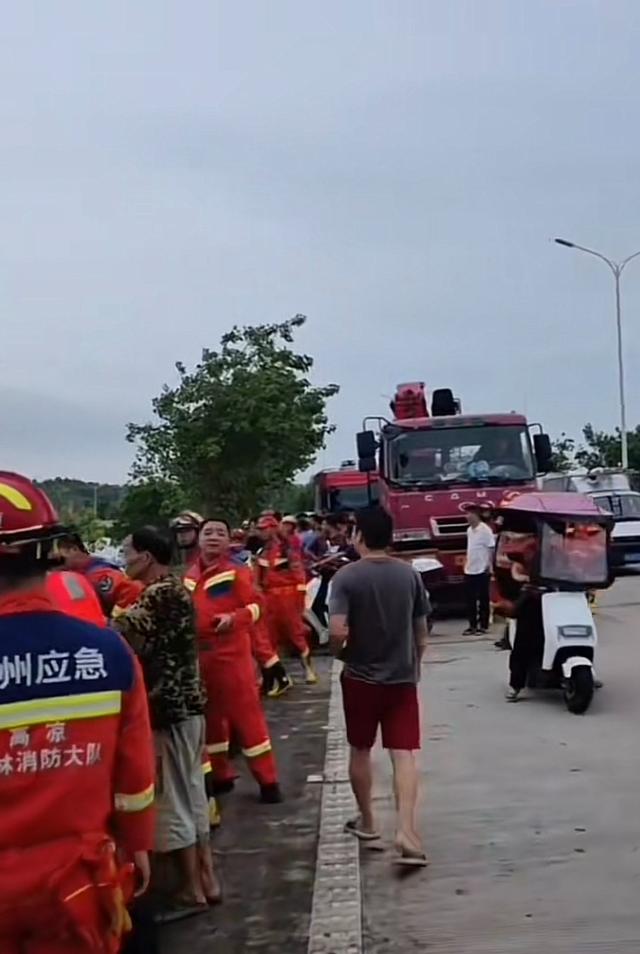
[506, 589, 598, 713]
[496, 491, 613, 715]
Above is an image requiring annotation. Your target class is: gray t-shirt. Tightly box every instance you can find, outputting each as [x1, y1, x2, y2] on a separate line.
[329, 557, 428, 685]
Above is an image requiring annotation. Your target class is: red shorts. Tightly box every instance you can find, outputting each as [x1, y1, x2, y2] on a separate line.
[341, 673, 420, 751]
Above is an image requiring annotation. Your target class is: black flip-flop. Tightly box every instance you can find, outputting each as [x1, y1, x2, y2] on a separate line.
[344, 817, 381, 842]
[154, 902, 210, 924]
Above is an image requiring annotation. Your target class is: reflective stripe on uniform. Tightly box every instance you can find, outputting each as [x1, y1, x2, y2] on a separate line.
[183, 577, 197, 592]
[203, 571, 236, 590]
[202, 760, 212, 775]
[242, 740, 272, 759]
[296, 584, 307, 593]
[206, 741, 230, 755]
[0, 690, 122, 730]
[257, 558, 270, 567]
[114, 783, 155, 813]
[247, 602, 260, 623]
[263, 655, 279, 669]
[63, 575, 88, 601]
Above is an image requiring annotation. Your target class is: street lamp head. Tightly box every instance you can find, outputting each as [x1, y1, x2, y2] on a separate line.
[554, 238, 575, 248]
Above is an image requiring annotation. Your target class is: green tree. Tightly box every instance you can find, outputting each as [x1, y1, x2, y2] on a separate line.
[574, 423, 640, 472]
[37, 478, 125, 521]
[73, 511, 112, 547]
[114, 478, 190, 540]
[273, 480, 315, 516]
[127, 316, 338, 522]
[550, 433, 576, 473]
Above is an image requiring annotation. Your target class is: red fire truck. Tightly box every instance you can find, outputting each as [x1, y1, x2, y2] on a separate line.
[313, 462, 379, 514]
[356, 383, 552, 604]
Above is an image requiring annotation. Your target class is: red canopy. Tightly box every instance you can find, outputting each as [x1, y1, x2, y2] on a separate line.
[499, 491, 608, 520]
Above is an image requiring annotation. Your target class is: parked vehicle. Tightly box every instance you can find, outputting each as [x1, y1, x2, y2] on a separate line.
[313, 461, 378, 513]
[494, 492, 613, 714]
[541, 469, 640, 569]
[356, 381, 552, 606]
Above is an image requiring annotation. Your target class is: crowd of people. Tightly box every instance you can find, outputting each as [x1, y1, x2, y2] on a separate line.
[0, 468, 368, 952]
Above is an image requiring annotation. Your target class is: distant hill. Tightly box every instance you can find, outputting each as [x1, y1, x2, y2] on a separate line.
[36, 478, 126, 521]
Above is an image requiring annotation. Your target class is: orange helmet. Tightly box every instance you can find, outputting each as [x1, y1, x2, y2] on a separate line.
[0, 472, 62, 563]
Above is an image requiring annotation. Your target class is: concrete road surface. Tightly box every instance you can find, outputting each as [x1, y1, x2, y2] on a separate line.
[362, 576, 640, 954]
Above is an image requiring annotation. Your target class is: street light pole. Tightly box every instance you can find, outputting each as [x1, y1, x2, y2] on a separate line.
[613, 269, 627, 471]
[554, 238, 640, 471]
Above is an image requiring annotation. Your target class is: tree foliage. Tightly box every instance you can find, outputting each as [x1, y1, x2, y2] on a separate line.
[550, 433, 576, 473]
[573, 423, 629, 470]
[551, 423, 640, 473]
[272, 481, 315, 516]
[37, 478, 125, 521]
[114, 479, 190, 539]
[127, 316, 338, 521]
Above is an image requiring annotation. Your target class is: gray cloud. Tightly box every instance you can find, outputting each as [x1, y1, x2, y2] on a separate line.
[2, 1, 640, 483]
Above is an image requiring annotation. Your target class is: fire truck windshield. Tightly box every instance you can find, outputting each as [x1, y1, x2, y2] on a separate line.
[386, 424, 535, 485]
[322, 484, 378, 512]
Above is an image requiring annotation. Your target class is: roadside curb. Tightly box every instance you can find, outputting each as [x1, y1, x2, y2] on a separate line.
[307, 660, 362, 954]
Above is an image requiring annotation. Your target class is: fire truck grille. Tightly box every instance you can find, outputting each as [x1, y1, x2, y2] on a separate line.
[434, 517, 468, 537]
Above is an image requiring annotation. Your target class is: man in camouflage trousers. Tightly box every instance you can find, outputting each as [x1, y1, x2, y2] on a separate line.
[115, 526, 221, 917]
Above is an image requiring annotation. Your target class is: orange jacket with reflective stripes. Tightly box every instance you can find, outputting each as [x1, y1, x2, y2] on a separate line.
[257, 537, 306, 591]
[187, 558, 262, 664]
[46, 570, 107, 627]
[0, 589, 155, 855]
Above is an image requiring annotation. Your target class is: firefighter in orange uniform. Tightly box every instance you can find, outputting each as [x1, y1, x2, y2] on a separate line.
[56, 533, 143, 618]
[188, 518, 282, 804]
[46, 570, 107, 626]
[0, 472, 155, 953]
[256, 514, 317, 685]
[185, 555, 293, 699]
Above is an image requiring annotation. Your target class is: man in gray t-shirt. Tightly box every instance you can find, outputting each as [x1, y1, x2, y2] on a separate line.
[329, 508, 429, 868]
[330, 557, 428, 685]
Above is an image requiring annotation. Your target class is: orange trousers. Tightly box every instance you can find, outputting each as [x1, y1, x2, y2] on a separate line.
[263, 587, 309, 657]
[251, 618, 280, 669]
[0, 939, 101, 953]
[0, 836, 130, 954]
[199, 648, 277, 788]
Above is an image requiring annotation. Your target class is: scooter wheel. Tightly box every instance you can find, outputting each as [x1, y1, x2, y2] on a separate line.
[564, 666, 594, 715]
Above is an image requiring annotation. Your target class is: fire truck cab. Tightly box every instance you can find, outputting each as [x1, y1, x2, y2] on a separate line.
[313, 461, 378, 514]
[357, 383, 552, 603]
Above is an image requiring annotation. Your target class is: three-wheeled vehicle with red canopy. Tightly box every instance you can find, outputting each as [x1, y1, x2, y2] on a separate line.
[494, 491, 613, 714]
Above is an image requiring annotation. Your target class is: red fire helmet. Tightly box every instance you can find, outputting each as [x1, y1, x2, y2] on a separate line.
[0, 472, 61, 551]
[257, 514, 279, 531]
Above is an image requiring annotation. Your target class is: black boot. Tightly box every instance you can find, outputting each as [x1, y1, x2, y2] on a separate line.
[210, 778, 236, 796]
[265, 661, 293, 698]
[260, 782, 283, 804]
[261, 664, 275, 696]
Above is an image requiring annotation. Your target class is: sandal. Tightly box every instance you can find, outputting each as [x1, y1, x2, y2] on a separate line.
[344, 817, 381, 841]
[394, 834, 429, 868]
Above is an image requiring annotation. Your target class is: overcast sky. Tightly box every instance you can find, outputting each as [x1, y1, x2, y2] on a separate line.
[3, 1, 640, 483]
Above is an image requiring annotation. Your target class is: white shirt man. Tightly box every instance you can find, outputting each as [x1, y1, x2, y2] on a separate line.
[463, 509, 495, 635]
[465, 521, 495, 575]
